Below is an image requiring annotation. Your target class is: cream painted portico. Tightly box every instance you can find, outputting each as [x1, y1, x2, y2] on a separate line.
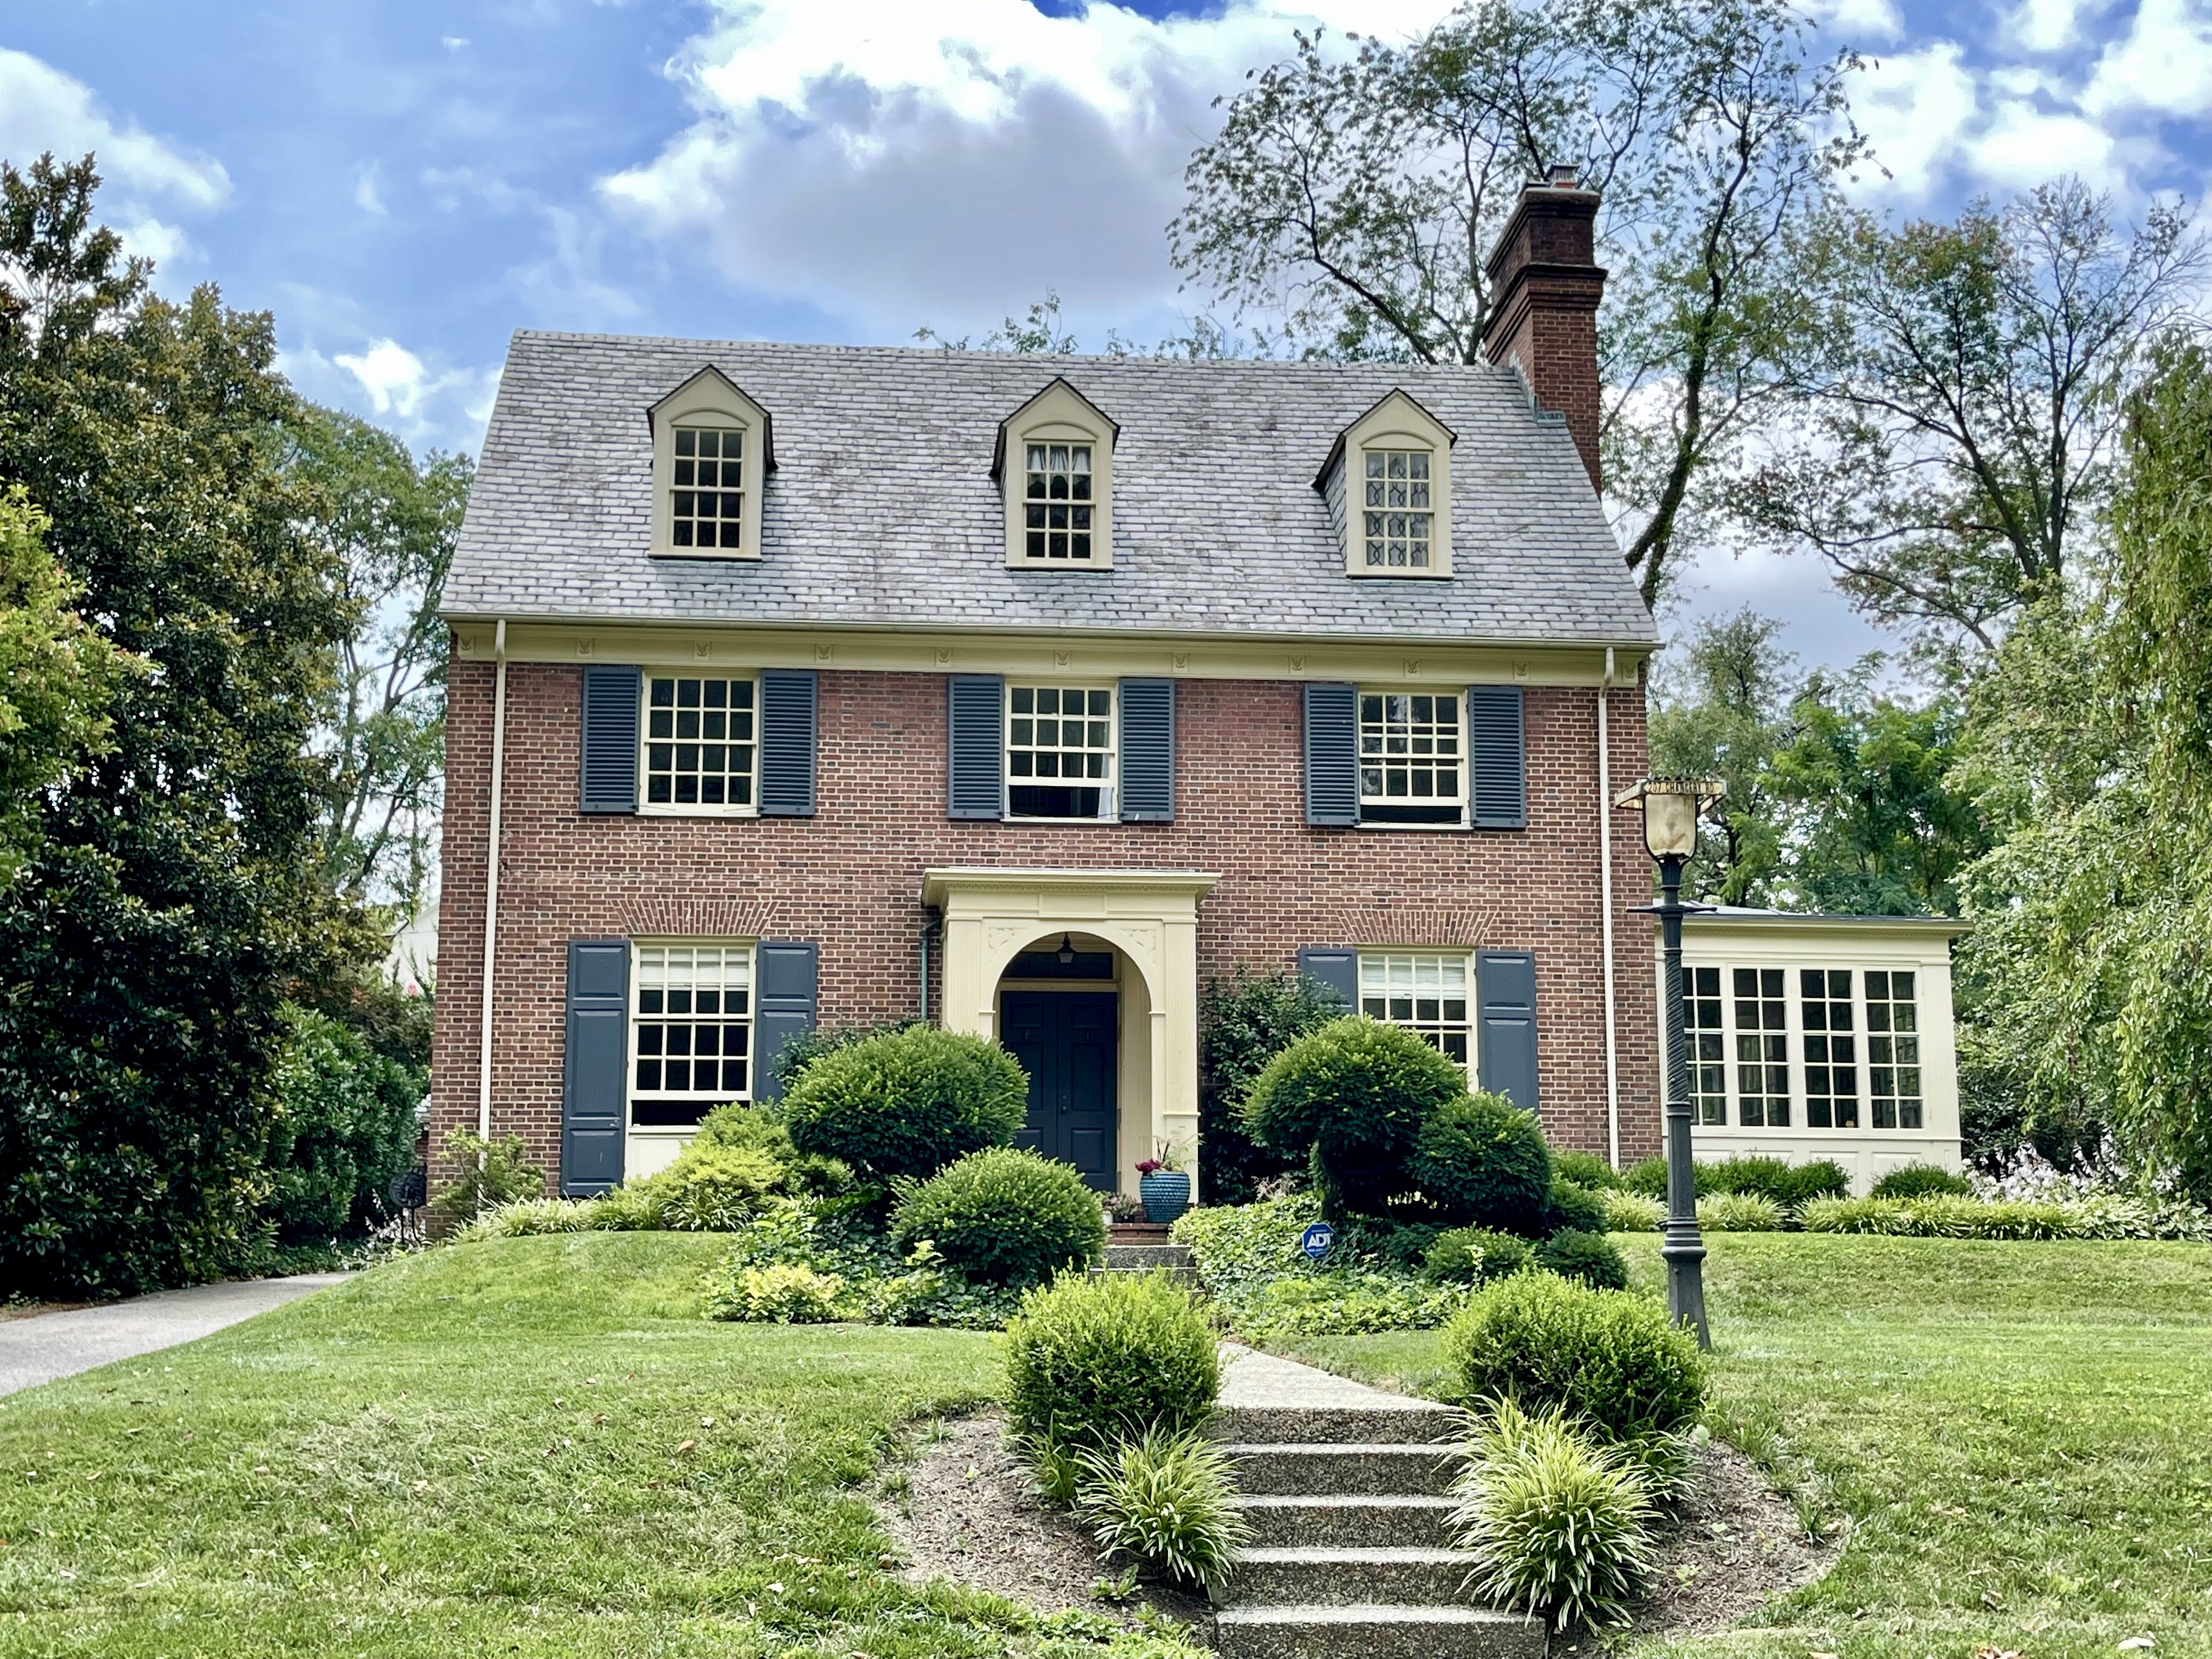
[922, 867, 1218, 1198]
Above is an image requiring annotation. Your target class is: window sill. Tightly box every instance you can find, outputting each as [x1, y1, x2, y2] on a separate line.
[1005, 556, 1116, 572]
[1005, 814, 1120, 826]
[1345, 567, 1454, 580]
[650, 548, 762, 563]
[639, 805, 761, 819]
[1354, 818, 1470, 832]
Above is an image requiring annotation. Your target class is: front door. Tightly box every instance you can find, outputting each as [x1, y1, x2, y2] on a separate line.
[1001, 990, 1119, 1190]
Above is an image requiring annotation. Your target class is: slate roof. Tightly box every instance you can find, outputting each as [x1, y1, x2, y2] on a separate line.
[444, 331, 1657, 647]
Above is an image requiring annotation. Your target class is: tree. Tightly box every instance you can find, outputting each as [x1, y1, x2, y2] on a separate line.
[1732, 180, 2207, 661]
[1170, 0, 1861, 603]
[286, 405, 472, 934]
[0, 155, 371, 1297]
[1647, 607, 1796, 901]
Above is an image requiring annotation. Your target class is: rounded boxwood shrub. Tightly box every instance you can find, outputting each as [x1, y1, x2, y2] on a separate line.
[1423, 1226, 1533, 1285]
[1443, 1272, 1705, 1440]
[890, 1147, 1104, 1288]
[1409, 1091, 1553, 1233]
[1534, 1228, 1630, 1290]
[1243, 1017, 1468, 1215]
[1550, 1149, 1620, 1192]
[1541, 1179, 1609, 1239]
[1622, 1155, 1669, 1198]
[1001, 1271, 1219, 1454]
[1870, 1161, 1973, 1200]
[783, 1026, 1028, 1182]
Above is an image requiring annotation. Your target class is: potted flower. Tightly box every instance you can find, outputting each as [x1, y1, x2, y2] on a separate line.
[1136, 1143, 1191, 1224]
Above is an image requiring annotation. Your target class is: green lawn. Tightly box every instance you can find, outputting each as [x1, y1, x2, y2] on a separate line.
[0, 1234, 1183, 1659]
[1274, 1232, 2212, 1659]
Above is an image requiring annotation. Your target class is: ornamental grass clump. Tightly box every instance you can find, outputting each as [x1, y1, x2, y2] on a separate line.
[1451, 1399, 1657, 1631]
[1076, 1427, 1252, 1592]
[1601, 1189, 1665, 1233]
[1000, 1271, 1220, 1459]
[1444, 1272, 1705, 1442]
[1696, 1192, 1786, 1232]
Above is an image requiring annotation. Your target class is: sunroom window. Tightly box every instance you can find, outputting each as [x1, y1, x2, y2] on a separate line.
[1866, 970, 1923, 1128]
[1733, 968, 1790, 1127]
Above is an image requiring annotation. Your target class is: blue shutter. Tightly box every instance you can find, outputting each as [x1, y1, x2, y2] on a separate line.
[1118, 678, 1175, 822]
[752, 941, 819, 1102]
[758, 669, 817, 817]
[561, 940, 629, 1194]
[1296, 946, 1358, 1012]
[947, 674, 1004, 820]
[1303, 682, 1358, 827]
[1476, 950, 1540, 1114]
[580, 665, 641, 814]
[1467, 685, 1527, 829]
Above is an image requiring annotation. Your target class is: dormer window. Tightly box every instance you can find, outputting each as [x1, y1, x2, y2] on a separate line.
[1316, 390, 1456, 579]
[995, 378, 1118, 570]
[648, 367, 774, 561]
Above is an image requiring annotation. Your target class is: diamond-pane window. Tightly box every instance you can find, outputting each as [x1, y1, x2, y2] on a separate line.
[672, 427, 744, 550]
[1362, 450, 1433, 569]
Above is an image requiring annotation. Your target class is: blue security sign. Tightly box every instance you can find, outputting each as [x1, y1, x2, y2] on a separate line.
[1300, 1222, 1334, 1262]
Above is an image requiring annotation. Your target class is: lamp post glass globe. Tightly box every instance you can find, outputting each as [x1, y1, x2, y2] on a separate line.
[1641, 789, 1700, 860]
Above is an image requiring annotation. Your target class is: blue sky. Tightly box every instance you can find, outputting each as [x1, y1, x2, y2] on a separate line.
[5, 0, 2209, 668]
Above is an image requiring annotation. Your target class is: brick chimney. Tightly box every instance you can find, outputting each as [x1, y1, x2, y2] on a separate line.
[1480, 166, 1606, 492]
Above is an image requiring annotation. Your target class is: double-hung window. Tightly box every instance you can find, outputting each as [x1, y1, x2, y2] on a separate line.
[1358, 692, 1465, 825]
[1866, 971, 1923, 1128]
[630, 943, 753, 1127]
[1007, 683, 1115, 820]
[1023, 443, 1095, 561]
[672, 427, 745, 550]
[1360, 951, 1472, 1073]
[1733, 968, 1791, 1127]
[1801, 969, 1859, 1128]
[1362, 450, 1434, 571]
[1684, 967, 1728, 1126]
[644, 675, 758, 812]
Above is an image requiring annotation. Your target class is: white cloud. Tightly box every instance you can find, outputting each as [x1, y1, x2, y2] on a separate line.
[2081, 0, 2212, 118]
[1852, 43, 1980, 196]
[1970, 98, 2119, 187]
[283, 337, 501, 450]
[2006, 0, 2114, 53]
[354, 163, 386, 216]
[0, 48, 228, 210]
[1801, 0, 1905, 42]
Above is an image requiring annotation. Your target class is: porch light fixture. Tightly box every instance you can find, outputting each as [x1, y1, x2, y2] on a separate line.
[1615, 776, 1726, 1350]
[1056, 933, 1077, 967]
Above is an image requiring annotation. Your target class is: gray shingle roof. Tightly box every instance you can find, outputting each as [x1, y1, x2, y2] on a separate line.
[444, 331, 1657, 647]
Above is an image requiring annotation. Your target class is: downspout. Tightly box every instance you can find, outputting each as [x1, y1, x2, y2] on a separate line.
[476, 619, 509, 1143]
[919, 906, 943, 1025]
[1599, 646, 1621, 1169]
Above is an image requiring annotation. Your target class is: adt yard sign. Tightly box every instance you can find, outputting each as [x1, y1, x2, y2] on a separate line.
[1300, 1222, 1334, 1262]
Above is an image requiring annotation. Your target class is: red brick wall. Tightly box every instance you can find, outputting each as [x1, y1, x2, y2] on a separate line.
[431, 659, 1660, 1192]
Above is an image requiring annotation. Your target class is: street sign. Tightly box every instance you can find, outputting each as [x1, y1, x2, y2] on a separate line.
[1300, 1222, 1334, 1262]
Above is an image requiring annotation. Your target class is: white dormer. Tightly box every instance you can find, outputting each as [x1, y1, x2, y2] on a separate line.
[647, 366, 775, 561]
[991, 378, 1119, 571]
[1314, 390, 1457, 579]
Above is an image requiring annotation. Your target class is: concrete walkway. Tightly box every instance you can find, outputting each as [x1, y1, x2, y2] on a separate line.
[0, 1273, 350, 1398]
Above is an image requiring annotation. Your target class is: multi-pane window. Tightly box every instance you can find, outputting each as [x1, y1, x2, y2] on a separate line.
[1733, 968, 1790, 1127]
[672, 427, 744, 550]
[645, 676, 757, 810]
[1866, 970, 1923, 1129]
[1684, 966, 1727, 1126]
[1801, 969, 1859, 1128]
[631, 944, 752, 1126]
[1008, 685, 1113, 819]
[1361, 952, 1472, 1071]
[1358, 693, 1464, 824]
[1023, 443, 1094, 561]
[1362, 450, 1434, 570]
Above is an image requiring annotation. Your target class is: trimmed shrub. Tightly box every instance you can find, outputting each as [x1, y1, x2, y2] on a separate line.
[1697, 1192, 1786, 1232]
[1242, 1017, 1467, 1217]
[1001, 1272, 1219, 1456]
[1601, 1189, 1664, 1233]
[1870, 1161, 1973, 1200]
[783, 1026, 1027, 1182]
[1622, 1153, 1846, 1208]
[1443, 1273, 1705, 1440]
[1786, 1159, 1853, 1204]
[645, 1142, 789, 1232]
[1199, 969, 1344, 1206]
[1622, 1155, 1669, 1198]
[1423, 1226, 1533, 1286]
[1541, 1180, 1609, 1239]
[1451, 1400, 1656, 1632]
[1076, 1427, 1251, 1590]
[1533, 1228, 1629, 1290]
[1550, 1149, 1621, 1191]
[1410, 1092, 1553, 1234]
[891, 1147, 1104, 1288]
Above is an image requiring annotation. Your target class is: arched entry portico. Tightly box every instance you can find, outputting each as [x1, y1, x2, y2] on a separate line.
[921, 867, 1218, 1199]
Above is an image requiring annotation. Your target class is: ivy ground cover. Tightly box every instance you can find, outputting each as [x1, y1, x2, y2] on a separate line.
[1272, 1232, 2212, 1659]
[0, 1234, 1197, 1658]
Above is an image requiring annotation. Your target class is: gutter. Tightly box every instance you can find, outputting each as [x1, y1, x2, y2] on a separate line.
[476, 618, 509, 1143]
[1599, 646, 1621, 1169]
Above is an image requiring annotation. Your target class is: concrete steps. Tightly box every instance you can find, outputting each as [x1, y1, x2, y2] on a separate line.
[1091, 1229, 1197, 1283]
[1207, 1347, 1543, 1659]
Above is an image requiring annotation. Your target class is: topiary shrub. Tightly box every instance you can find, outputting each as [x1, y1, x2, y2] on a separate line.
[1001, 1271, 1219, 1456]
[1423, 1226, 1533, 1286]
[1243, 1017, 1468, 1217]
[1443, 1272, 1705, 1441]
[1870, 1161, 1973, 1199]
[890, 1147, 1104, 1288]
[1550, 1149, 1620, 1191]
[1622, 1155, 1669, 1198]
[1409, 1091, 1553, 1234]
[1533, 1228, 1629, 1290]
[1541, 1179, 1609, 1239]
[783, 1026, 1028, 1182]
[1199, 969, 1344, 1206]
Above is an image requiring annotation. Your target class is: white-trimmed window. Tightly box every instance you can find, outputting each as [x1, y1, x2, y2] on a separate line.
[1322, 390, 1454, 579]
[1685, 966, 1727, 1126]
[1866, 970, 1923, 1128]
[1023, 442, 1096, 561]
[1732, 968, 1790, 1127]
[1362, 450, 1434, 570]
[1360, 952, 1472, 1071]
[1007, 683, 1114, 819]
[644, 675, 758, 812]
[1801, 969, 1859, 1128]
[1359, 692, 1465, 825]
[631, 943, 753, 1127]
[997, 379, 1116, 569]
[672, 427, 745, 551]
[648, 366, 770, 561]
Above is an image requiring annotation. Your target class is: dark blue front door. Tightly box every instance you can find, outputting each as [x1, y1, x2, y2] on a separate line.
[1001, 991, 1119, 1191]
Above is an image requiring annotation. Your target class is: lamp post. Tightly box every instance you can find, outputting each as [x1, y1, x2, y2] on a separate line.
[1614, 776, 1726, 1350]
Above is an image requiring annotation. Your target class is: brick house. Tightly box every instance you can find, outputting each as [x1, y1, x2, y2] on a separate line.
[432, 178, 1663, 1199]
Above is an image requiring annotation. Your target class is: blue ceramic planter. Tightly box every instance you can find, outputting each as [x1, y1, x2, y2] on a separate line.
[1138, 1171, 1191, 1224]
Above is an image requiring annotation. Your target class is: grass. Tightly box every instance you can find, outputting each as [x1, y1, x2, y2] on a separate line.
[0, 1233, 1194, 1658]
[1273, 1232, 2212, 1659]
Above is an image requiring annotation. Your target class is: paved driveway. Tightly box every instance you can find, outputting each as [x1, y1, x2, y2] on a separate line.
[0, 1274, 350, 1397]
